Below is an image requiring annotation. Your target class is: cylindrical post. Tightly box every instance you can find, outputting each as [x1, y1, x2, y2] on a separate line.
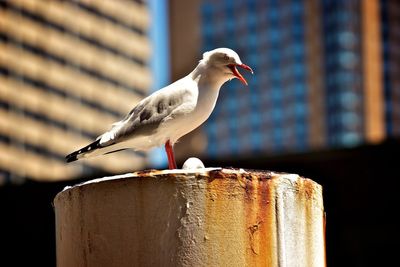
[54, 168, 325, 267]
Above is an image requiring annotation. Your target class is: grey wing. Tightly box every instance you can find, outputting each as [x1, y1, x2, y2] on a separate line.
[98, 87, 194, 145]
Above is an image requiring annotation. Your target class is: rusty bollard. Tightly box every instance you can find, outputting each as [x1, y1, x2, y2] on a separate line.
[54, 168, 325, 267]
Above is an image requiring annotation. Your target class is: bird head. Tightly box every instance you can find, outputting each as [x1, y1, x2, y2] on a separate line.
[202, 48, 253, 85]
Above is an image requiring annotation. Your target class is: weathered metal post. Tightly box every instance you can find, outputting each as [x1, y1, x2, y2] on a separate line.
[54, 168, 325, 267]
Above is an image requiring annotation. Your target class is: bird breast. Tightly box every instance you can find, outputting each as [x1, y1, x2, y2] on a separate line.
[161, 85, 220, 144]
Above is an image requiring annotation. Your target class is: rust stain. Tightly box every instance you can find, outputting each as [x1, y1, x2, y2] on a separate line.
[244, 176, 260, 259]
[236, 173, 247, 189]
[143, 168, 316, 267]
[129, 168, 277, 184]
[303, 178, 316, 200]
[260, 177, 277, 266]
[204, 171, 248, 266]
[294, 175, 325, 267]
[244, 175, 278, 266]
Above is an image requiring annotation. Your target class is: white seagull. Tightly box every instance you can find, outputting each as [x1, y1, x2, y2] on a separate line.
[66, 48, 253, 169]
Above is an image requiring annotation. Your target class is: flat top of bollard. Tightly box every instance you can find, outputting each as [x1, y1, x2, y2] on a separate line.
[60, 168, 312, 193]
[55, 168, 323, 209]
[60, 167, 219, 192]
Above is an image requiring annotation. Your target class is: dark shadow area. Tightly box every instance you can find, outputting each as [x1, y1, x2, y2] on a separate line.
[1, 140, 399, 266]
[0, 177, 88, 267]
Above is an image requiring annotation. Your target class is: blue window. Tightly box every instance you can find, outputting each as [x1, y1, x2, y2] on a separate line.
[339, 132, 362, 147]
[340, 112, 361, 127]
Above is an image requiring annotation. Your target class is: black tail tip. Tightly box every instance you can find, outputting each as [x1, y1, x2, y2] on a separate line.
[66, 140, 100, 163]
[66, 153, 78, 163]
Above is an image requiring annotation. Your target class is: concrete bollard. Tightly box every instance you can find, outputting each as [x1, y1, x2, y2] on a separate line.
[54, 168, 325, 267]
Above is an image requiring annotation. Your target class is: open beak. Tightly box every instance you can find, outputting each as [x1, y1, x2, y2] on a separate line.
[228, 63, 254, 86]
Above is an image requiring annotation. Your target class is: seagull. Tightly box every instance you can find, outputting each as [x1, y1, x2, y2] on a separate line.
[66, 48, 253, 169]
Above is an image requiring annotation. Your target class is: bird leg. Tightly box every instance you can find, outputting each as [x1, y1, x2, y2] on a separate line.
[165, 140, 177, 169]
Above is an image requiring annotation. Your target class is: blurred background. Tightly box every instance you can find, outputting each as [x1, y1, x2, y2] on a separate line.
[0, 0, 399, 266]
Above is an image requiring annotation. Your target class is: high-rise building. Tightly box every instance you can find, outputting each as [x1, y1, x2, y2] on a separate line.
[197, 0, 400, 159]
[168, 0, 206, 163]
[0, 0, 152, 183]
[381, 0, 400, 137]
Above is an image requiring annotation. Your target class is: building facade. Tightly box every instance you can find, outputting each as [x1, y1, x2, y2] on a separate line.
[0, 0, 152, 183]
[199, 0, 400, 159]
[381, 0, 400, 138]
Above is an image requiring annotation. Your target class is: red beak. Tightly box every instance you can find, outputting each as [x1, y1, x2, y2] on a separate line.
[228, 63, 254, 86]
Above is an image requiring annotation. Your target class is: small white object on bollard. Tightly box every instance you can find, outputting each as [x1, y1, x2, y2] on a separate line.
[182, 157, 205, 169]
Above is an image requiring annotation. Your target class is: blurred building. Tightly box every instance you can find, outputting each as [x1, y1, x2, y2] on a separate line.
[381, 0, 400, 138]
[168, 0, 207, 162]
[172, 0, 399, 160]
[0, 0, 152, 183]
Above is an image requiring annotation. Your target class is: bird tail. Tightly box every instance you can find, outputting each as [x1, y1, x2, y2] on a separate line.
[65, 140, 102, 163]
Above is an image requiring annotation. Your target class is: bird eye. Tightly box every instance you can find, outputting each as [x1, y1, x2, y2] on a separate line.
[223, 54, 229, 60]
